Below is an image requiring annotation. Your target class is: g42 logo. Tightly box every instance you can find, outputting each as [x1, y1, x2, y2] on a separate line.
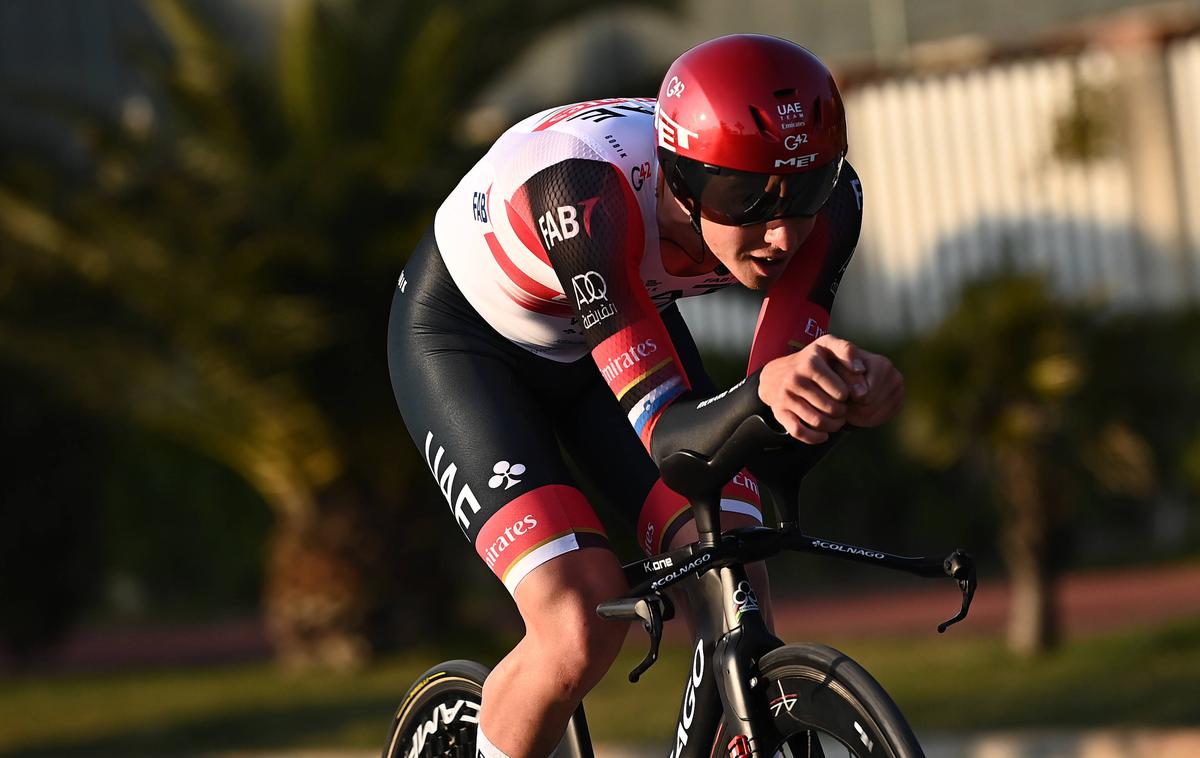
[784, 134, 809, 150]
[631, 162, 652, 191]
[665, 76, 686, 98]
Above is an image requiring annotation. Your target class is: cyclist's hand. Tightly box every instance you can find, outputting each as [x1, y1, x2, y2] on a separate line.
[758, 334, 862, 444]
[839, 349, 905, 428]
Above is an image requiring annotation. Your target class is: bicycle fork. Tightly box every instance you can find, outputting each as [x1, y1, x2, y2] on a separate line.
[671, 564, 784, 758]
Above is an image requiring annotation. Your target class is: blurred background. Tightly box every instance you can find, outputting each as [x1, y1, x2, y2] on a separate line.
[2, 0, 1199, 755]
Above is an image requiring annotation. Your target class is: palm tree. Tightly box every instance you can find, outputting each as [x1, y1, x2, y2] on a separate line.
[898, 273, 1153, 655]
[0, 0, 639, 666]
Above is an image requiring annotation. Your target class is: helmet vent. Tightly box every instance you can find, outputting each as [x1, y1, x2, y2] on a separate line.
[773, 88, 796, 99]
[748, 105, 781, 142]
[811, 98, 822, 125]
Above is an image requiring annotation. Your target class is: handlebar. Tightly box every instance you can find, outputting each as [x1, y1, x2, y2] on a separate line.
[603, 413, 979, 680]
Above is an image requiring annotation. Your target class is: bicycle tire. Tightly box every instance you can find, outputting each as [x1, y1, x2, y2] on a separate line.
[711, 643, 923, 758]
[382, 659, 490, 758]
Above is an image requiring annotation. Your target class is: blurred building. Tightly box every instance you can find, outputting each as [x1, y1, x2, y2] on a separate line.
[4, 0, 1200, 347]
[0, 1, 277, 156]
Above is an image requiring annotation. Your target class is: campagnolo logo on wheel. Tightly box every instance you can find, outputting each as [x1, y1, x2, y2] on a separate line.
[812, 539, 885, 560]
[571, 270, 618, 329]
[404, 699, 479, 758]
[769, 680, 799, 718]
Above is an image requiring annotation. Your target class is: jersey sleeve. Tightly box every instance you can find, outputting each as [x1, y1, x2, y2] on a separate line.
[515, 157, 691, 449]
[746, 162, 864, 375]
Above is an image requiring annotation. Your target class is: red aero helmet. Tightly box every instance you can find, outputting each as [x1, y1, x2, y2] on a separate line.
[656, 34, 848, 226]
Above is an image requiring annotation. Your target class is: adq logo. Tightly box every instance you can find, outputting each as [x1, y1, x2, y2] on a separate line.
[571, 271, 608, 306]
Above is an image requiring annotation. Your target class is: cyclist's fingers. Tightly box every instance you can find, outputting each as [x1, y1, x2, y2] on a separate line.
[785, 390, 847, 432]
[788, 376, 848, 418]
[774, 408, 831, 445]
[833, 360, 870, 400]
[814, 334, 867, 375]
[801, 350, 853, 402]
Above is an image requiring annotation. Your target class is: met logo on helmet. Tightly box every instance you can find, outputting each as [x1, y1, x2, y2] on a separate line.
[775, 152, 819, 168]
[655, 110, 699, 153]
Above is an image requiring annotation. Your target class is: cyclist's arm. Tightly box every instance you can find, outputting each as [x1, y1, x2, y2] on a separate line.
[652, 165, 864, 467]
[519, 157, 786, 463]
[518, 157, 694, 449]
[747, 163, 863, 374]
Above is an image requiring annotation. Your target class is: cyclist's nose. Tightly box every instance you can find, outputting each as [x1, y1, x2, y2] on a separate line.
[763, 216, 816, 253]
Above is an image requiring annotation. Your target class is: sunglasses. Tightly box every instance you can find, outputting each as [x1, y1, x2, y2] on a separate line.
[662, 151, 844, 226]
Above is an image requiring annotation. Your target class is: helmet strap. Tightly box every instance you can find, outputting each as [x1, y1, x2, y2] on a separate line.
[688, 202, 721, 272]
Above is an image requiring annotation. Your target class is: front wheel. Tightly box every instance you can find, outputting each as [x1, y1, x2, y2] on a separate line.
[382, 659, 489, 758]
[715, 643, 924, 758]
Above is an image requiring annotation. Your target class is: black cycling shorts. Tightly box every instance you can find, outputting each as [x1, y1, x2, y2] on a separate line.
[387, 230, 761, 593]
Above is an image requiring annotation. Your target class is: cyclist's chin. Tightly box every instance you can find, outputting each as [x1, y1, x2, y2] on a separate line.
[737, 256, 789, 290]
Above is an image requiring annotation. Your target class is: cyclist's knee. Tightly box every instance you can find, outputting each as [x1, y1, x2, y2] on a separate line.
[536, 604, 626, 696]
[513, 547, 629, 697]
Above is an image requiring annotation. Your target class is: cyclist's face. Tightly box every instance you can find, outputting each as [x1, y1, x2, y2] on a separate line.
[701, 214, 817, 290]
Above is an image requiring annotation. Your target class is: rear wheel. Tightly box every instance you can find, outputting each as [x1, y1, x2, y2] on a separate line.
[713, 644, 923, 758]
[382, 659, 489, 758]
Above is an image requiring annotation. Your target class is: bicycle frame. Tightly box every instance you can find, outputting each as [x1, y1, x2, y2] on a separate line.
[670, 561, 781, 758]
[595, 524, 975, 758]
[585, 417, 975, 758]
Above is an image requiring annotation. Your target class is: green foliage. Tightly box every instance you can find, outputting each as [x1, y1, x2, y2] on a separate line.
[0, 366, 106, 660]
[0, 0, 659, 660]
[99, 427, 272, 618]
[899, 274, 1089, 473]
[1053, 81, 1117, 164]
[706, 274, 1198, 586]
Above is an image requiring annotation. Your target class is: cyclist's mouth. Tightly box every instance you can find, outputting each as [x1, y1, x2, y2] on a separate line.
[748, 254, 788, 277]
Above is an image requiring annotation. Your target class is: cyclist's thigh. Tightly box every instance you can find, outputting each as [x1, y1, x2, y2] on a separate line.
[388, 234, 612, 594]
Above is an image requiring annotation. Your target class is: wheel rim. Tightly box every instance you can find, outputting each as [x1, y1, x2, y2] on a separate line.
[711, 668, 895, 758]
[764, 669, 891, 758]
[393, 689, 481, 758]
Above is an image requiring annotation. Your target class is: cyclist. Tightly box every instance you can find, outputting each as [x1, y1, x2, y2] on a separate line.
[387, 34, 904, 758]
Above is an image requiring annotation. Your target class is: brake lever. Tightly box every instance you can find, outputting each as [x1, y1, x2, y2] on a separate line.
[937, 549, 977, 633]
[628, 597, 664, 683]
[596, 594, 674, 682]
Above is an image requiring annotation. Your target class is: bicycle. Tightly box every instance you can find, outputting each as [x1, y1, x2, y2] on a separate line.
[383, 416, 978, 758]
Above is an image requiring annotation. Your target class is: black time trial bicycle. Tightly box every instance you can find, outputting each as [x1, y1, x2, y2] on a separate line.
[382, 415, 978, 758]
